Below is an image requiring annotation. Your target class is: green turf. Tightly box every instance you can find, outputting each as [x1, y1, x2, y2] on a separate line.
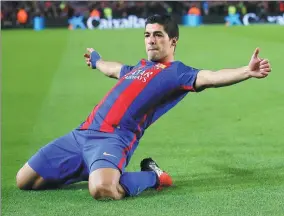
[2, 25, 284, 216]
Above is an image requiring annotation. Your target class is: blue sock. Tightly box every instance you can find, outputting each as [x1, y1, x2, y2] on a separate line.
[119, 171, 157, 196]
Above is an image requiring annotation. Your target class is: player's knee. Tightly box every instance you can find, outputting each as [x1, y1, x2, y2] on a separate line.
[16, 169, 31, 190]
[89, 183, 121, 200]
[16, 165, 44, 190]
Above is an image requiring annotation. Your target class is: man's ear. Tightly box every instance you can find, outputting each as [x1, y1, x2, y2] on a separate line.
[172, 37, 178, 46]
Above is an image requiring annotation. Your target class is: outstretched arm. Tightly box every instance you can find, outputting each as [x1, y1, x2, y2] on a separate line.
[84, 48, 123, 79]
[195, 48, 272, 92]
[95, 59, 123, 79]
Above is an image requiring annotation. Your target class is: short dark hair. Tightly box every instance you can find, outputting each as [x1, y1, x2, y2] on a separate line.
[145, 14, 179, 40]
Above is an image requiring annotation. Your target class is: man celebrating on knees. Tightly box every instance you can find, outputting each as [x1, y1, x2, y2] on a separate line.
[16, 14, 271, 200]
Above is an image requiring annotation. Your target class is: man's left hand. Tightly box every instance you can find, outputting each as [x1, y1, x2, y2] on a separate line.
[248, 48, 272, 79]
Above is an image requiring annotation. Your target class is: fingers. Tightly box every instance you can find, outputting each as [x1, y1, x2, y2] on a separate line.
[84, 48, 100, 68]
[86, 58, 91, 66]
[259, 59, 272, 73]
[260, 59, 268, 65]
[249, 50, 272, 79]
[84, 53, 91, 67]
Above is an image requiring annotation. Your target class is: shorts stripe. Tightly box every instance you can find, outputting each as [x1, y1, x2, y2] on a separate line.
[118, 135, 137, 170]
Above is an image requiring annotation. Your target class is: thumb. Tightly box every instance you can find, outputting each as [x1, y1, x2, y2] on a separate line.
[252, 47, 260, 59]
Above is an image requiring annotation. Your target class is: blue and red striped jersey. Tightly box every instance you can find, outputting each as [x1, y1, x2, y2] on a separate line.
[79, 59, 200, 140]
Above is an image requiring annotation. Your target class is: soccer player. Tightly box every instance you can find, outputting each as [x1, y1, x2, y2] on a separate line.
[16, 14, 271, 200]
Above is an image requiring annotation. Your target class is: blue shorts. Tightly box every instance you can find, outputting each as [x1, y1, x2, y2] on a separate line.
[28, 129, 135, 185]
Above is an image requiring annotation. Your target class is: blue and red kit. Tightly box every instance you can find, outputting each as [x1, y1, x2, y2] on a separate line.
[28, 59, 200, 185]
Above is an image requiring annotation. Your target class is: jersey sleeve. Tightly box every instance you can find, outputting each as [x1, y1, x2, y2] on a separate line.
[177, 63, 201, 92]
[119, 65, 134, 79]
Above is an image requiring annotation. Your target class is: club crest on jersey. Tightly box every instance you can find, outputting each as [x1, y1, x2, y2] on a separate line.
[125, 69, 154, 83]
[155, 63, 166, 69]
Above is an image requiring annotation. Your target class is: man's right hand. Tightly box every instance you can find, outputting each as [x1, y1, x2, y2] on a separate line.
[83, 48, 124, 79]
[84, 48, 101, 69]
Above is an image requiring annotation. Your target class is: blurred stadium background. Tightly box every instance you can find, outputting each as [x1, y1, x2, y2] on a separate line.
[2, 1, 284, 216]
[1, 1, 284, 28]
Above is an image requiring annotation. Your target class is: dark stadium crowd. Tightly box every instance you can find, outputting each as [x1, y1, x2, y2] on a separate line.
[1, 1, 283, 25]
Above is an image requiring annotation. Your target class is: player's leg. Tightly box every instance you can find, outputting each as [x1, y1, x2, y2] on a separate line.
[82, 131, 172, 200]
[16, 163, 47, 190]
[16, 131, 88, 190]
[83, 135, 127, 200]
[88, 160, 161, 200]
[88, 159, 172, 200]
[88, 165, 125, 200]
[119, 157, 173, 196]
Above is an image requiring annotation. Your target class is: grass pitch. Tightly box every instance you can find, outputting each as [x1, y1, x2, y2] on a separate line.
[2, 25, 284, 216]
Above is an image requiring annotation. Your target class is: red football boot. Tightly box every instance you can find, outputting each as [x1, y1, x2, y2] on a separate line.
[140, 158, 173, 190]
